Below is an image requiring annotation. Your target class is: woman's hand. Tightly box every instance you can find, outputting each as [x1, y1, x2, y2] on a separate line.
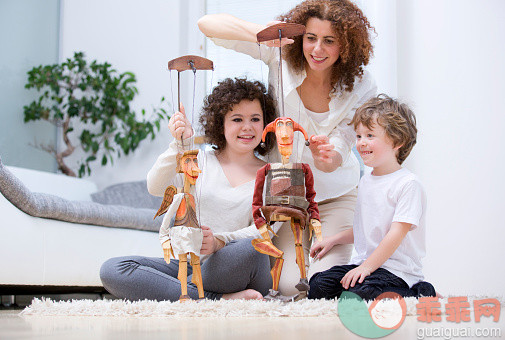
[309, 135, 341, 172]
[200, 225, 225, 255]
[261, 21, 295, 47]
[168, 103, 193, 140]
[309, 135, 336, 163]
[341, 265, 372, 289]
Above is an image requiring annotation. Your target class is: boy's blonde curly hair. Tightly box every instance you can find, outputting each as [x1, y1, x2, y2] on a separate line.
[351, 94, 417, 164]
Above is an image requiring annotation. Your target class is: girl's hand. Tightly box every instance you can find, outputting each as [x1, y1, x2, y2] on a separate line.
[200, 225, 225, 255]
[309, 135, 337, 164]
[341, 265, 372, 289]
[168, 103, 193, 140]
[310, 237, 336, 260]
[261, 21, 295, 47]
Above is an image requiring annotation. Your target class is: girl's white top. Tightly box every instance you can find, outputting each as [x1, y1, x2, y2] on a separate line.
[211, 37, 377, 201]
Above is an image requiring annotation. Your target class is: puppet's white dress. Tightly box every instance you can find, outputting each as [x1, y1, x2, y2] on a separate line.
[159, 192, 203, 257]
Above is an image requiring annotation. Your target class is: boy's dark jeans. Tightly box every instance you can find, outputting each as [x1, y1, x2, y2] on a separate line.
[308, 264, 436, 301]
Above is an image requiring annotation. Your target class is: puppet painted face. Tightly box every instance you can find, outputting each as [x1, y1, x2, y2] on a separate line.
[180, 154, 201, 185]
[275, 118, 295, 159]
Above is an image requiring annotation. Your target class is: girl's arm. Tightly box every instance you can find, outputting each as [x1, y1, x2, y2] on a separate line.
[340, 221, 411, 289]
[147, 105, 194, 196]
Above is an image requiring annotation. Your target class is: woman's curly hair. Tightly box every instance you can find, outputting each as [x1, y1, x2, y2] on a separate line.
[278, 0, 375, 93]
[199, 77, 277, 156]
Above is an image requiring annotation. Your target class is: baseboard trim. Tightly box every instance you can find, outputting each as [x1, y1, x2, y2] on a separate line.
[0, 285, 106, 295]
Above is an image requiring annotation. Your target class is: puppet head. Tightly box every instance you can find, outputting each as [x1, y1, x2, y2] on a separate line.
[176, 149, 201, 185]
[262, 117, 309, 163]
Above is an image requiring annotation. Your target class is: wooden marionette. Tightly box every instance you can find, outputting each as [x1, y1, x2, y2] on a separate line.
[251, 118, 322, 302]
[155, 150, 203, 300]
[153, 55, 213, 301]
[251, 24, 322, 302]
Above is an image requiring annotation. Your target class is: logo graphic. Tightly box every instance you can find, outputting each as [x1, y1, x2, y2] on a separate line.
[338, 291, 407, 338]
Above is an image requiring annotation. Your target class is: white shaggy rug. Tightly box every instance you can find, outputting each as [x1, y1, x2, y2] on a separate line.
[20, 297, 423, 318]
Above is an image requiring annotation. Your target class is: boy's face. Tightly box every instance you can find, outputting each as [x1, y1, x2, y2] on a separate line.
[356, 122, 401, 175]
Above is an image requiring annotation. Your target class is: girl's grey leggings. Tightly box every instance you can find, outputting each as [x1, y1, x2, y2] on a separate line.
[100, 238, 272, 301]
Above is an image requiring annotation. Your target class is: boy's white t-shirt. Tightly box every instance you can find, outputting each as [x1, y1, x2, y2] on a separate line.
[350, 167, 427, 287]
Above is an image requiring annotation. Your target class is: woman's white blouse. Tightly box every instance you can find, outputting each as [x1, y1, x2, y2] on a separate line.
[210, 37, 377, 200]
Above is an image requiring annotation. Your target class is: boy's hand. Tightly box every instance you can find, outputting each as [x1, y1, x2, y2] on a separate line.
[341, 265, 372, 289]
[310, 238, 334, 260]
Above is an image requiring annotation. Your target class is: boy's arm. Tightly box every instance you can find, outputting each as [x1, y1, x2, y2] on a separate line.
[310, 228, 354, 260]
[341, 222, 411, 289]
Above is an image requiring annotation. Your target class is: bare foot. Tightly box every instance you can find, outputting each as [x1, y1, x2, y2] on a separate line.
[222, 289, 263, 300]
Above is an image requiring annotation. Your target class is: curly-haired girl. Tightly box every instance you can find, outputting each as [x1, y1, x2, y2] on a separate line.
[198, 0, 377, 296]
[100, 78, 277, 301]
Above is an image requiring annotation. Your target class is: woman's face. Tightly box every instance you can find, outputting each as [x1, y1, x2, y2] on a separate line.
[223, 99, 264, 155]
[302, 17, 340, 73]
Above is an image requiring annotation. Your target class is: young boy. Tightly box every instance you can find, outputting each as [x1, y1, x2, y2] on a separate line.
[308, 94, 436, 301]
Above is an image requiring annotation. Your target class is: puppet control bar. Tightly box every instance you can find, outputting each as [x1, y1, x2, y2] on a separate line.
[256, 23, 305, 118]
[167, 55, 214, 147]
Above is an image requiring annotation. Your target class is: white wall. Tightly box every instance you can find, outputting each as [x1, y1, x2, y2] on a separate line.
[397, 0, 505, 296]
[59, 0, 205, 189]
[358, 0, 398, 96]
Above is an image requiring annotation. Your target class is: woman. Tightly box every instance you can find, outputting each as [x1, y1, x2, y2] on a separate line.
[198, 0, 377, 295]
[100, 78, 277, 301]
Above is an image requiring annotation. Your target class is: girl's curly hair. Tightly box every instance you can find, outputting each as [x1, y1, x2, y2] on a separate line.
[199, 78, 277, 155]
[278, 0, 375, 93]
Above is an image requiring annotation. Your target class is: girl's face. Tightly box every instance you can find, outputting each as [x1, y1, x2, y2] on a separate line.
[302, 17, 340, 74]
[223, 99, 264, 155]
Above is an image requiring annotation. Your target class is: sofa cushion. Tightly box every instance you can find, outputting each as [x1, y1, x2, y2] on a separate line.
[91, 180, 162, 210]
[0, 157, 162, 232]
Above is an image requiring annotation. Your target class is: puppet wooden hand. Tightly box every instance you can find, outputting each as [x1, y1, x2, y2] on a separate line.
[258, 223, 275, 243]
[309, 219, 322, 242]
[162, 240, 174, 264]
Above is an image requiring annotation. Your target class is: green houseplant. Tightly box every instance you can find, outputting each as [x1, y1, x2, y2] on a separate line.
[23, 51, 169, 177]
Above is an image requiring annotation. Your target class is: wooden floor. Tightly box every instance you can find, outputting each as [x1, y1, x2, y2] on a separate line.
[1, 308, 504, 340]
